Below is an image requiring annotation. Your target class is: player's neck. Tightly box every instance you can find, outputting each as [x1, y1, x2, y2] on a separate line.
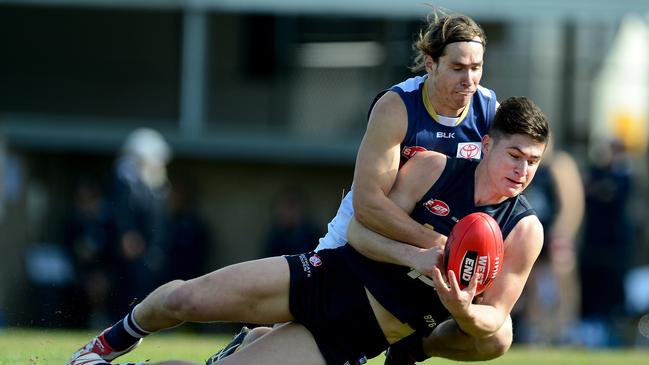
[473, 163, 508, 206]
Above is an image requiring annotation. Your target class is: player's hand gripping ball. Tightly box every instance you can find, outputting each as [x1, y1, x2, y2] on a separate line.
[443, 212, 504, 295]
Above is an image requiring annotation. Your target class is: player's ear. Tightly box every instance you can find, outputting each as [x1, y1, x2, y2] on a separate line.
[482, 134, 491, 154]
[425, 55, 435, 73]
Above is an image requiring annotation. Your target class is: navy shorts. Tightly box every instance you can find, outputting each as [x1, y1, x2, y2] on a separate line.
[285, 248, 389, 365]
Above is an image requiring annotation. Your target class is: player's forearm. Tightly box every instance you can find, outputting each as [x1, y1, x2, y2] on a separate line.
[354, 194, 437, 248]
[452, 304, 505, 338]
[347, 217, 420, 266]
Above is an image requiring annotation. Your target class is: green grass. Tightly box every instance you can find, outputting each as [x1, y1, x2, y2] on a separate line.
[0, 328, 647, 365]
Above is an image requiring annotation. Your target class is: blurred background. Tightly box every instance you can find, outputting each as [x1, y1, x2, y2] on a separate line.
[1, 0, 649, 349]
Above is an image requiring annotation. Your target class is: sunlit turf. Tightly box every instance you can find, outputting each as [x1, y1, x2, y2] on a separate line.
[0, 327, 647, 365]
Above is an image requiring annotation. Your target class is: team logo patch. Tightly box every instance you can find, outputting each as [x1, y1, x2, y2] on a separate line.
[423, 199, 450, 216]
[401, 145, 428, 159]
[457, 142, 482, 159]
[308, 254, 322, 267]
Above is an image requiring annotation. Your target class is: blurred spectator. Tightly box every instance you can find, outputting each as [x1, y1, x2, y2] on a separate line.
[515, 143, 585, 345]
[23, 180, 77, 328]
[163, 175, 211, 281]
[24, 241, 75, 327]
[264, 187, 321, 257]
[577, 139, 634, 347]
[109, 128, 171, 314]
[64, 176, 118, 328]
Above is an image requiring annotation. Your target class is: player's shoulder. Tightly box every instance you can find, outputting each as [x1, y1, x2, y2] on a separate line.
[407, 150, 448, 171]
[399, 151, 448, 193]
[368, 90, 408, 129]
[373, 89, 406, 111]
[372, 75, 425, 114]
[506, 214, 543, 248]
[391, 75, 426, 93]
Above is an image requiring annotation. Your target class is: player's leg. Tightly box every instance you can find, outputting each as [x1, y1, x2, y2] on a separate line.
[423, 315, 512, 361]
[241, 326, 273, 346]
[68, 257, 293, 365]
[138, 257, 293, 326]
[125, 323, 323, 365]
[383, 332, 427, 365]
[214, 322, 326, 365]
[206, 326, 273, 364]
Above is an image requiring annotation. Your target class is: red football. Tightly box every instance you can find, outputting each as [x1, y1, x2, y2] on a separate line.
[443, 212, 504, 295]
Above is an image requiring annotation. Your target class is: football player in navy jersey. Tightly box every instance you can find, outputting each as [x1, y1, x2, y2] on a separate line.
[68, 8, 499, 365]
[206, 9, 498, 363]
[347, 96, 548, 363]
[66, 96, 547, 365]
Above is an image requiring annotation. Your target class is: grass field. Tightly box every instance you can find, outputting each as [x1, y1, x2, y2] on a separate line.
[0, 328, 647, 365]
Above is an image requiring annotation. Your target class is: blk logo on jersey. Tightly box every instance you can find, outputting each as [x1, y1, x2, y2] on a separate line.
[457, 142, 482, 159]
[423, 199, 450, 216]
[436, 132, 455, 138]
[401, 145, 428, 159]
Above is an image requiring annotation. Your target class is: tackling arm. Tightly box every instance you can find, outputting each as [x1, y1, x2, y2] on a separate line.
[348, 151, 448, 271]
[352, 92, 441, 249]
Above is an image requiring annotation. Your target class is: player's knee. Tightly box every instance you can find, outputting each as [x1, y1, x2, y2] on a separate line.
[163, 280, 200, 319]
[243, 326, 273, 346]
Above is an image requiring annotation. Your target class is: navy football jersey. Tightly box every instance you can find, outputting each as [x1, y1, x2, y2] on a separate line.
[317, 76, 496, 251]
[341, 157, 536, 333]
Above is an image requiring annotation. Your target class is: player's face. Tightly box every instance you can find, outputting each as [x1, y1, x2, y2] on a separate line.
[483, 134, 546, 198]
[426, 39, 484, 117]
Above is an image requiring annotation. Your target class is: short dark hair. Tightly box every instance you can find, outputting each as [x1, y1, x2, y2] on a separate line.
[490, 96, 550, 144]
[411, 9, 487, 72]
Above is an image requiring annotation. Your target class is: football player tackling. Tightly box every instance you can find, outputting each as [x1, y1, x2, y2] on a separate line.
[67, 96, 548, 365]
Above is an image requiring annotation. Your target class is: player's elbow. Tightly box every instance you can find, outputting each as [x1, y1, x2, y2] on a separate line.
[352, 192, 380, 226]
[474, 316, 513, 360]
[476, 332, 511, 360]
[352, 204, 372, 227]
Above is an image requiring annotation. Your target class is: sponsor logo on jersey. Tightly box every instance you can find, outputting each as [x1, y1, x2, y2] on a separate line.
[401, 145, 428, 159]
[423, 199, 450, 216]
[308, 253, 322, 267]
[298, 253, 312, 278]
[436, 132, 455, 138]
[457, 142, 482, 159]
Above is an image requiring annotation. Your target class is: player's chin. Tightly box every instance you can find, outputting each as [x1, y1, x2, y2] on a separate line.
[501, 186, 522, 198]
[454, 94, 472, 106]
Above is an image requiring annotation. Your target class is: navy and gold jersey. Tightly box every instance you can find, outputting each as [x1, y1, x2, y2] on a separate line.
[317, 76, 496, 252]
[390, 75, 497, 162]
[342, 157, 536, 333]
